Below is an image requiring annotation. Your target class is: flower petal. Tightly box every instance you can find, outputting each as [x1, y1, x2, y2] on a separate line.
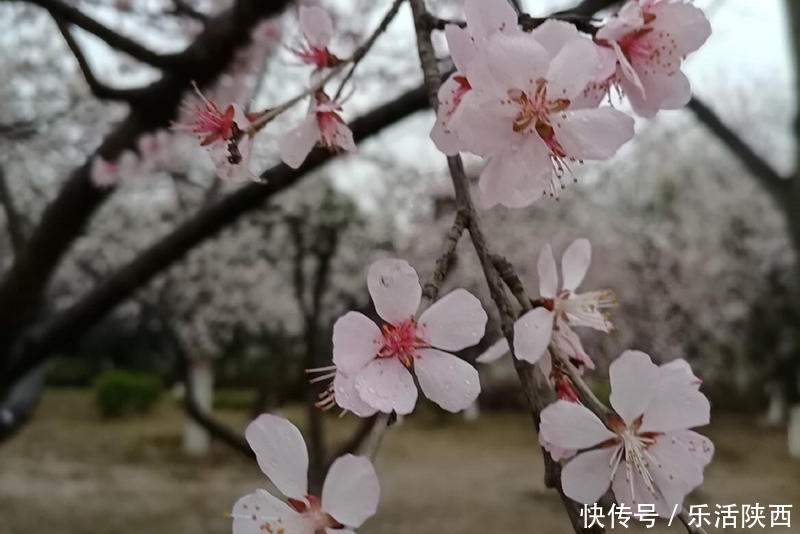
[464, 0, 518, 40]
[333, 312, 381, 375]
[300, 6, 332, 49]
[334, 372, 378, 418]
[552, 107, 635, 161]
[322, 454, 380, 528]
[355, 358, 418, 415]
[639, 380, 710, 434]
[650, 2, 711, 57]
[478, 140, 551, 209]
[280, 114, 320, 169]
[611, 462, 666, 516]
[538, 243, 558, 298]
[673, 430, 714, 468]
[513, 307, 554, 364]
[431, 75, 467, 156]
[367, 259, 421, 324]
[609, 350, 660, 426]
[530, 19, 579, 59]
[475, 337, 510, 364]
[418, 289, 487, 351]
[245, 414, 309, 500]
[415, 348, 481, 413]
[561, 238, 591, 292]
[232, 490, 307, 534]
[546, 37, 598, 100]
[466, 33, 549, 95]
[561, 447, 616, 504]
[445, 24, 475, 72]
[540, 400, 616, 450]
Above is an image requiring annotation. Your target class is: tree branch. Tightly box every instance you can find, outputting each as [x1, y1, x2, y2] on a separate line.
[0, 0, 295, 379]
[408, 1, 601, 532]
[168, 0, 208, 22]
[55, 19, 142, 101]
[0, 85, 429, 390]
[28, 0, 186, 70]
[169, 326, 255, 461]
[0, 166, 27, 253]
[686, 96, 789, 209]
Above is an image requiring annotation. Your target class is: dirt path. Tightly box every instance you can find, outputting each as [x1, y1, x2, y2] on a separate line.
[0, 391, 798, 534]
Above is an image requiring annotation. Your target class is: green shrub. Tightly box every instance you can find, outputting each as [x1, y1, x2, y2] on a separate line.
[93, 370, 163, 418]
[213, 389, 257, 411]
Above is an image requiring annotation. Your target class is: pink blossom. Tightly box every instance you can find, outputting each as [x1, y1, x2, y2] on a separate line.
[232, 414, 380, 534]
[172, 84, 241, 146]
[513, 239, 615, 367]
[596, 0, 711, 117]
[329, 259, 487, 415]
[539, 351, 713, 516]
[450, 33, 635, 208]
[290, 6, 341, 71]
[89, 157, 119, 188]
[208, 105, 259, 182]
[280, 92, 356, 169]
[431, 0, 520, 155]
[529, 19, 618, 109]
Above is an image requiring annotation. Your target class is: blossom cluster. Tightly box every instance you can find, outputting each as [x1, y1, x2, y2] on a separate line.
[433, 0, 710, 208]
[230, 1, 716, 532]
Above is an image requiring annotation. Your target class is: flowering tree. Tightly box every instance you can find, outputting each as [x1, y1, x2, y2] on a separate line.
[1, 0, 786, 533]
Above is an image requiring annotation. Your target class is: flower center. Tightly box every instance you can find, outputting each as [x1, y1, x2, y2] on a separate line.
[378, 320, 426, 367]
[618, 27, 656, 63]
[288, 496, 344, 534]
[553, 289, 616, 330]
[291, 45, 340, 69]
[507, 81, 575, 190]
[607, 417, 661, 504]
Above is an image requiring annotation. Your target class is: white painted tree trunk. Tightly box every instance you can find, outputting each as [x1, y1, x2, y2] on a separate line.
[463, 401, 480, 422]
[789, 405, 800, 458]
[183, 358, 214, 456]
[765, 382, 787, 427]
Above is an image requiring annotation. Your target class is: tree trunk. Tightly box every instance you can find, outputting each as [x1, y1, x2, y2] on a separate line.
[786, 0, 800, 455]
[764, 381, 788, 427]
[789, 405, 800, 458]
[183, 358, 214, 456]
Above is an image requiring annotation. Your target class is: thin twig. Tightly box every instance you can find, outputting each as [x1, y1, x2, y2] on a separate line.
[30, 0, 184, 70]
[55, 19, 140, 101]
[362, 412, 391, 460]
[334, 0, 406, 100]
[421, 209, 468, 302]
[551, 345, 614, 423]
[247, 0, 406, 135]
[408, 1, 602, 532]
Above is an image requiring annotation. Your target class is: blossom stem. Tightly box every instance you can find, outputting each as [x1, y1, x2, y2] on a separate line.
[408, 1, 601, 532]
[334, 0, 407, 101]
[362, 412, 391, 461]
[551, 344, 614, 423]
[246, 0, 407, 136]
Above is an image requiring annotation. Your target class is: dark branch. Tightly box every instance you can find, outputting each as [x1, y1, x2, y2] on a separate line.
[169, 327, 255, 461]
[409, 1, 602, 532]
[0, 167, 27, 253]
[1, 85, 429, 389]
[687, 96, 790, 208]
[168, 0, 208, 22]
[28, 0, 185, 70]
[0, 0, 295, 378]
[55, 19, 142, 101]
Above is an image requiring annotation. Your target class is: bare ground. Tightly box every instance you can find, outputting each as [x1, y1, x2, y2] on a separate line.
[0, 390, 798, 534]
